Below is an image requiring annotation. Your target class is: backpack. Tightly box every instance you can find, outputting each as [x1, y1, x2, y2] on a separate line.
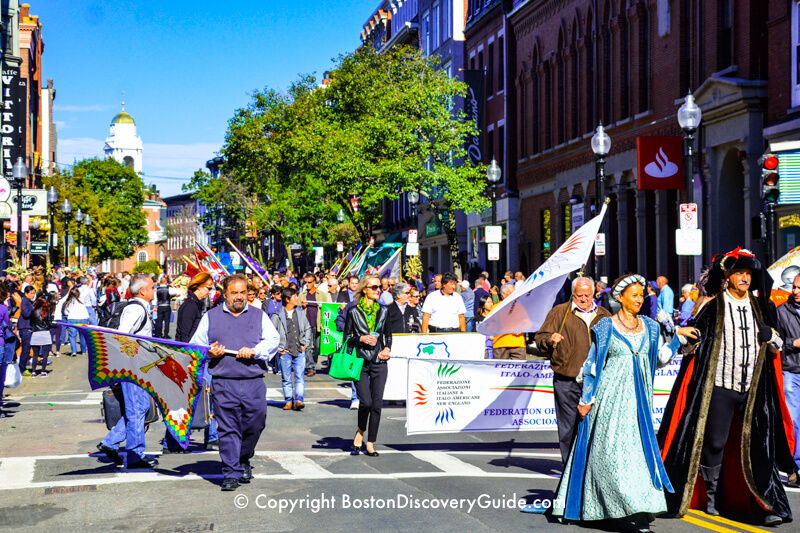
[98, 300, 149, 334]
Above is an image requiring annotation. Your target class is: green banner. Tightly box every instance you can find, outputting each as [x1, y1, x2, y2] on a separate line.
[320, 302, 344, 355]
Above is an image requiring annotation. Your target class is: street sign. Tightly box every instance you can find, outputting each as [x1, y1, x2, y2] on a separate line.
[488, 243, 500, 261]
[336, 241, 343, 252]
[406, 242, 419, 256]
[676, 229, 703, 255]
[0, 178, 10, 203]
[8, 189, 48, 216]
[230, 252, 241, 266]
[595, 233, 606, 256]
[680, 203, 698, 229]
[314, 246, 324, 264]
[30, 241, 48, 255]
[571, 205, 585, 230]
[485, 225, 502, 243]
[408, 229, 418, 243]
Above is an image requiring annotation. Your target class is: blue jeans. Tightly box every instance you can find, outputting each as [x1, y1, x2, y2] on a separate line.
[18, 329, 32, 372]
[351, 382, 358, 401]
[280, 351, 306, 401]
[86, 306, 98, 326]
[784, 371, 800, 472]
[67, 319, 86, 354]
[102, 381, 151, 460]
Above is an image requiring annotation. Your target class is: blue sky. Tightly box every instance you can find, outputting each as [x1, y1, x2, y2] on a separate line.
[36, 0, 379, 196]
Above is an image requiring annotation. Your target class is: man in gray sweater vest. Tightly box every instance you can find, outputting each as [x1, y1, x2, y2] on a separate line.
[190, 274, 280, 491]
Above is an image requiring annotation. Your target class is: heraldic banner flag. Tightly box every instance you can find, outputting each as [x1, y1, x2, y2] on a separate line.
[70, 323, 208, 449]
[476, 201, 608, 336]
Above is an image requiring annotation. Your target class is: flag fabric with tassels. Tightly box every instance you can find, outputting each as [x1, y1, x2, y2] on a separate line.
[194, 243, 227, 279]
[69, 323, 208, 449]
[377, 248, 402, 280]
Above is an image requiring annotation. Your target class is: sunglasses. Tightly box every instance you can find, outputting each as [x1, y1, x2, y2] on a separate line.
[367, 285, 380, 291]
[410, 294, 420, 298]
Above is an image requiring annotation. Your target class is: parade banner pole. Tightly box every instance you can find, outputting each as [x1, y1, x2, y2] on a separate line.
[226, 238, 270, 287]
[339, 244, 370, 280]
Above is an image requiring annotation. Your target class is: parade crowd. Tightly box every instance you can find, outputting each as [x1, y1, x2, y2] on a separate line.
[0, 248, 798, 531]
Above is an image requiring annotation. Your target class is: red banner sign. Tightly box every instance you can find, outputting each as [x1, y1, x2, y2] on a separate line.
[636, 136, 684, 190]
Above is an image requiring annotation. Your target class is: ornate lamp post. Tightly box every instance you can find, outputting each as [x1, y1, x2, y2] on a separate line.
[486, 159, 502, 286]
[12, 157, 28, 262]
[74, 208, 84, 269]
[591, 123, 611, 281]
[678, 91, 702, 282]
[47, 186, 58, 265]
[84, 213, 92, 267]
[61, 198, 72, 266]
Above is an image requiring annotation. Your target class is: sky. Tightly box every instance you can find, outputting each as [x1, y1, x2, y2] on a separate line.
[35, 0, 380, 196]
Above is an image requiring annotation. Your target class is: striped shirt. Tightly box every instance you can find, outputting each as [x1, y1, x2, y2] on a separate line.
[715, 291, 759, 393]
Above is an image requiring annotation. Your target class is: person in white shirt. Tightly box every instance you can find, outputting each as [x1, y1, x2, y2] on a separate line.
[77, 276, 98, 326]
[62, 288, 89, 356]
[421, 272, 467, 333]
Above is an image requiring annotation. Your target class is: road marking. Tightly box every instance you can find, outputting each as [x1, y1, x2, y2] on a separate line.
[410, 451, 486, 475]
[682, 514, 748, 533]
[270, 454, 334, 478]
[686, 510, 769, 532]
[0, 457, 35, 486]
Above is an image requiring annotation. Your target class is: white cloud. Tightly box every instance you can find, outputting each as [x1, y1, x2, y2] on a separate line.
[55, 137, 220, 197]
[53, 104, 115, 112]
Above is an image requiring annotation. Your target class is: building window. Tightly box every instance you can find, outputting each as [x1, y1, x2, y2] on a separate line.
[432, 2, 440, 49]
[497, 125, 505, 183]
[541, 209, 552, 262]
[586, 12, 595, 132]
[443, 0, 451, 41]
[793, 1, 800, 107]
[545, 62, 553, 149]
[532, 50, 540, 154]
[718, 0, 733, 70]
[497, 36, 504, 92]
[138, 251, 148, 263]
[562, 204, 572, 241]
[422, 10, 431, 55]
[621, 16, 630, 119]
[488, 42, 494, 94]
[639, 5, 650, 113]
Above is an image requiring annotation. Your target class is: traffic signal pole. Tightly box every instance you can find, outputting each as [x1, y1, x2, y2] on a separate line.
[761, 154, 780, 265]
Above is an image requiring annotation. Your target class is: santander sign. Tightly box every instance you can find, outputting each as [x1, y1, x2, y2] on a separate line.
[636, 136, 684, 190]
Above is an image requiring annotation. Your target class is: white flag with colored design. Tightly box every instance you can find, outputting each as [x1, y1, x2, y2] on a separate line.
[476, 202, 608, 336]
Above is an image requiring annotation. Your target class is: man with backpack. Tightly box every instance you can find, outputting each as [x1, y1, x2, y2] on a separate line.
[96, 274, 160, 470]
[154, 277, 180, 339]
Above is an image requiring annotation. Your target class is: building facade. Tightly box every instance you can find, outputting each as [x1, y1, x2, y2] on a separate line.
[163, 192, 209, 277]
[18, 2, 43, 187]
[40, 78, 56, 175]
[104, 101, 143, 173]
[102, 191, 166, 274]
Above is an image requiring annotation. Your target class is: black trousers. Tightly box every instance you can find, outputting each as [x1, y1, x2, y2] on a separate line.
[355, 359, 388, 442]
[306, 325, 319, 370]
[155, 307, 171, 338]
[702, 385, 749, 467]
[553, 373, 582, 464]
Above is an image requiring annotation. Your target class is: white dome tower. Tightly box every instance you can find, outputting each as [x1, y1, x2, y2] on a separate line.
[104, 94, 143, 173]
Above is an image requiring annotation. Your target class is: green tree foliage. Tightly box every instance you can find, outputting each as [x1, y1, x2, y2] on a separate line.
[221, 45, 487, 278]
[132, 260, 162, 276]
[183, 169, 253, 239]
[43, 158, 149, 263]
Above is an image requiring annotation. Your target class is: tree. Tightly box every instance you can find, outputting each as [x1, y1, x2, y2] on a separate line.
[43, 158, 149, 264]
[132, 260, 162, 276]
[221, 46, 488, 279]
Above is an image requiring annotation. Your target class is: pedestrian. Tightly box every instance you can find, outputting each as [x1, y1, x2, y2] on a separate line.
[534, 276, 612, 462]
[246, 284, 257, 306]
[676, 283, 694, 326]
[426, 273, 442, 297]
[515, 271, 525, 284]
[539, 274, 696, 532]
[271, 287, 312, 411]
[257, 286, 267, 305]
[154, 277, 179, 339]
[491, 284, 528, 360]
[408, 288, 424, 328]
[473, 278, 489, 307]
[387, 282, 417, 334]
[189, 273, 280, 491]
[263, 285, 284, 318]
[344, 275, 392, 457]
[639, 281, 659, 321]
[77, 276, 99, 326]
[421, 272, 466, 333]
[299, 272, 330, 376]
[29, 296, 53, 378]
[337, 276, 359, 304]
[379, 278, 393, 305]
[17, 285, 35, 375]
[473, 295, 494, 358]
[503, 271, 515, 286]
[62, 288, 89, 357]
[0, 285, 17, 417]
[656, 275, 675, 320]
[460, 280, 475, 332]
[97, 273, 161, 470]
[776, 272, 800, 488]
[657, 248, 790, 525]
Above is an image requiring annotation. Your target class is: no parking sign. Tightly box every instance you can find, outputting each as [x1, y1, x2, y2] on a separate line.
[680, 203, 697, 229]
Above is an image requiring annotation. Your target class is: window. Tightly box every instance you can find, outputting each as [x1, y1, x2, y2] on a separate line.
[794, 1, 800, 107]
[443, 0, 451, 41]
[138, 251, 148, 263]
[497, 36, 504, 92]
[621, 17, 630, 119]
[604, 25, 612, 125]
[639, 6, 650, 112]
[497, 125, 505, 183]
[545, 62, 553, 149]
[586, 13, 595, 132]
[562, 204, 572, 241]
[488, 43, 494, 94]
[422, 11, 430, 55]
[432, 2, 440, 49]
[541, 209, 552, 262]
[718, 0, 733, 70]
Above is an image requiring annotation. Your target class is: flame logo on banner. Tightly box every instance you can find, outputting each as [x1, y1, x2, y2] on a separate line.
[644, 147, 679, 178]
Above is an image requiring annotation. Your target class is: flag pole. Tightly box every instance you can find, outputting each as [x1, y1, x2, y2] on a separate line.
[338, 246, 365, 280]
[226, 238, 270, 286]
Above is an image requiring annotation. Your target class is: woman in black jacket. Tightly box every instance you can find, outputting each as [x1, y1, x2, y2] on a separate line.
[343, 275, 392, 457]
[175, 272, 213, 342]
[30, 296, 53, 377]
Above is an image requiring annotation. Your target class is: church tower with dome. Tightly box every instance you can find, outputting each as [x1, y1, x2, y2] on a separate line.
[103, 96, 143, 173]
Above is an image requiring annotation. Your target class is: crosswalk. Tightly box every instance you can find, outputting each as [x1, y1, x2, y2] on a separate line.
[0, 449, 562, 491]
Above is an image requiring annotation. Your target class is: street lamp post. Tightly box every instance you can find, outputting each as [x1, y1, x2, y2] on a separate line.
[84, 213, 92, 267]
[74, 208, 84, 269]
[61, 199, 72, 266]
[486, 159, 503, 286]
[407, 190, 419, 224]
[47, 186, 58, 266]
[591, 123, 611, 281]
[12, 157, 28, 263]
[678, 91, 702, 283]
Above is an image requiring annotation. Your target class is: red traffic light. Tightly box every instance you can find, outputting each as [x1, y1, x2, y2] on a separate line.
[764, 155, 778, 170]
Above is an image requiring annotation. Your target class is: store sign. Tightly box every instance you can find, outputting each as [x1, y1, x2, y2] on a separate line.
[30, 241, 48, 255]
[636, 136, 684, 190]
[463, 70, 485, 167]
[484, 225, 502, 243]
[676, 229, 703, 256]
[2, 64, 27, 180]
[571, 204, 585, 230]
[424, 221, 439, 238]
[8, 189, 48, 216]
[406, 242, 419, 256]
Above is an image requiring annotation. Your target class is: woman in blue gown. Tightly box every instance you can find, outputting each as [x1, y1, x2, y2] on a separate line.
[551, 274, 698, 533]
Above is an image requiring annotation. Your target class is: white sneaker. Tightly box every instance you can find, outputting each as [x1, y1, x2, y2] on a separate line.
[350, 400, 360, 410]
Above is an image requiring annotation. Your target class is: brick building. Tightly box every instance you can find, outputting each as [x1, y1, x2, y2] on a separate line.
[102, 191, 166, 275]
[19, 3, 44, 187]
[508, 0, 775, 286]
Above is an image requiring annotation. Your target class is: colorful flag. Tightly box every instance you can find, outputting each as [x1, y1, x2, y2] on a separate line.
[377, 247, 402, 280]
[195, 243, 227, 279]
[70, 323, 208, 449]
[360, 245, 402, 276]
[319, 302, 345, 355]
[476, 202, 608, 336]
[183, 256, 201, 278]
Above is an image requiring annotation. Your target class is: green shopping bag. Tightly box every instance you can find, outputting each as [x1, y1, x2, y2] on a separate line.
[328, 341, 364, 381]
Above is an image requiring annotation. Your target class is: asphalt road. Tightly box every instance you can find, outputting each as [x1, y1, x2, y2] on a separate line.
[1, 335, 798, 533]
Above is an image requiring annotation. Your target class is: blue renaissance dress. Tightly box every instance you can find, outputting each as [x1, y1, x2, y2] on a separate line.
[552, 316, 682, 522]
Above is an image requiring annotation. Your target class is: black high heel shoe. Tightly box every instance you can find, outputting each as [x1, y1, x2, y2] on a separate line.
[363, 445, 379, 457]
[351, 433, 362, 455]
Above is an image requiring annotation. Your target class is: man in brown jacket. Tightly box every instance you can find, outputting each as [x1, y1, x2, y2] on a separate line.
[534, 276, 611, 463]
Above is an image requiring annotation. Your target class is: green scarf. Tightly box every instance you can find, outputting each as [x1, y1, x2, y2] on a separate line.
[358, 296, 380, 332]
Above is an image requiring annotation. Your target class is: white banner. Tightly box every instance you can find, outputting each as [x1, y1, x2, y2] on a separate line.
[384, 333, 486, 400]
[406, 356, 682, 435]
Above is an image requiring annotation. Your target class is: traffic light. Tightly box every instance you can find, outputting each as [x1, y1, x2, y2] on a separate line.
[761, 154, 780, 204]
